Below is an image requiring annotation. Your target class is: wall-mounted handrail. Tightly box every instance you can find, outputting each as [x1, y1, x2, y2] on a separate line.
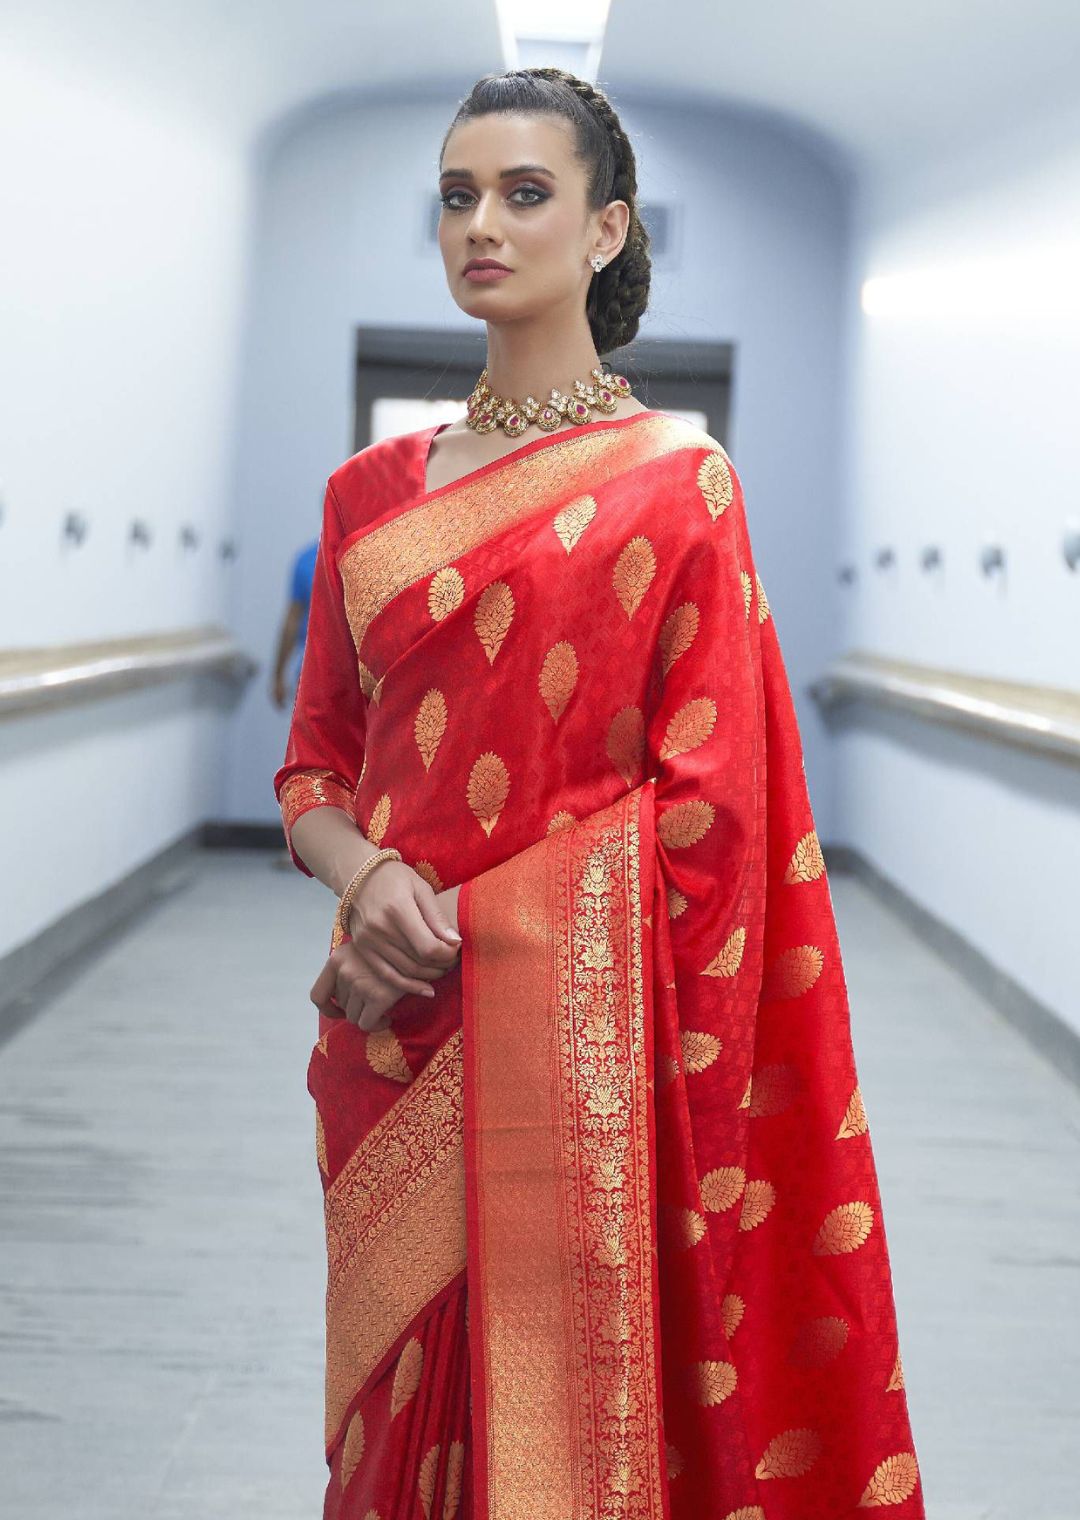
[0, 625, 257, 718]
[810, 650, 1080, 765]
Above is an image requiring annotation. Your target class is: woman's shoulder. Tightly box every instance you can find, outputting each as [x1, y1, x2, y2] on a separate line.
[326, 425, 432, 527]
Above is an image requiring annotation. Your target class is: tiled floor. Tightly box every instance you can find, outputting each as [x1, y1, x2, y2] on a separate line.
[0, 849, 1075, 1518]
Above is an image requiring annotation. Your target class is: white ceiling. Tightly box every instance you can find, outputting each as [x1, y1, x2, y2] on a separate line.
[3, 0, 1079, 181]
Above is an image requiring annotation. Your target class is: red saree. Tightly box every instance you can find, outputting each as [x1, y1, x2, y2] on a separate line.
[274, 410, 926, 1520]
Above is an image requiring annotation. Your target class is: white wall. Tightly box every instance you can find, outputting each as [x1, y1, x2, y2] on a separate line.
[0, 46, 252, 959]
[227, 94, 850, 840]
[836, 104, 1080, 1031]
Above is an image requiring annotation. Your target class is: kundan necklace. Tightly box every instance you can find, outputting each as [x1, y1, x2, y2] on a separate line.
[465, 365, 635, 438]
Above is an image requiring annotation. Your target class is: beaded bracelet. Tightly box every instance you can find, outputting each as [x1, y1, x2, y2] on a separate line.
[335, 847, 403, 940]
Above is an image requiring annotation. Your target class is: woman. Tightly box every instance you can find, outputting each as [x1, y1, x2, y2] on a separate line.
[274, 67, 925, 1520]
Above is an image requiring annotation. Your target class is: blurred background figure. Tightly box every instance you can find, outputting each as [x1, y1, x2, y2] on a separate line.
[269, 535, 318, 866]
[0, 3, 1077, 1518]
[271, 537, 319, 714]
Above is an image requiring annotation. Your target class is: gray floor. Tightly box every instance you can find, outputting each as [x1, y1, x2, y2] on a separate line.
[1, 850, 1076, 1519]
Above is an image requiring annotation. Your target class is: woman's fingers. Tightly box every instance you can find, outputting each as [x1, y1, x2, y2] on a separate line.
[310, 955, 346, 1016]
[363, 945, 438, 1000]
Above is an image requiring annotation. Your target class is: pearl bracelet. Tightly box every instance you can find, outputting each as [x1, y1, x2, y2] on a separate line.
[336, 848, 403, 940]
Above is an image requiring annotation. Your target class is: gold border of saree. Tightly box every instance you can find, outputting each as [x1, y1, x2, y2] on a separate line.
[461, 782, 665, 1520]
[338, 412, 716, 666]
[323, 1028, 467, 1446]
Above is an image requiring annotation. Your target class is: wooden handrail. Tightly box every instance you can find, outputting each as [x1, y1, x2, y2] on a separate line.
[809, 650, 1080, 764]
[0, 625, 257, 718]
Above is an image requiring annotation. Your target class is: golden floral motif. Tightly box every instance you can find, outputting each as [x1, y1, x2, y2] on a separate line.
[415, 689, 448, 770]
[547, 809, 577, 833]
[340, 1410, 365, 1487]
[838, 1085, 869, 1138]
[697, 449, 734, 520]
[473, 580, 515, 663]
[413, 860, 443, 892]
[723, 1510, 766, 1520]
[737, 1075, 753, 1109]
[738, 1179, 777, 1231]
[466, 751, 510, 837]
[700, 1165, 746, 1213]
[371, 672, 386, 705]
[680, 1029, 722, 1074]
[358, 658, 378, 698]
[857, 1452, 920, 1507]
[367, 793, 391, 847]
[763, 944, 824, 1000]
[418, 1442, 440, 1518]
[428, 566, 464, 622]
[755, 572, 771, 624]
[661, 1205, 707, 1250]
[390, 1337, 423, 1417]
[315, 1108, 328, 1176]
[613, 534, 657, 618]
[691, 1359, 738, 1406]
[887, 1350, 906, 1392]
[721, 1293, 745, 1337]
[606, 705, 646, 785]
[788, 1316, 850, 1368]
[702, 925, 746, 978]
[784, 828, 826, 883]
[747, 1063, 801, 1118]
[658, 601, 699, 676]
[539, 640, 579, 721]
[665, 1443, 684, 1480]
[552, 493, 597, 551]
[656, 1052, 681, 1088]
[365, 1027, 413, 1084]
[755, 1427, 823, 1480]
[740, 569, 753, 619]
[812, 1200, 875, 1255]
[315, 1031, 331, 1057]
[657, 798, 715, 849]
[442, 1439, 465, 1519]
[659, 697, 717, 760]
[667, 886, 688, 918]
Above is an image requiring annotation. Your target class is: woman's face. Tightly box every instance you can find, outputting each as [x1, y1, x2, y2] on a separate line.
[437, 113, 623, 326]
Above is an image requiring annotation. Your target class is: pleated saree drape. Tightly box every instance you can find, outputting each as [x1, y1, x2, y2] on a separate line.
[274, 410, 926, 1520]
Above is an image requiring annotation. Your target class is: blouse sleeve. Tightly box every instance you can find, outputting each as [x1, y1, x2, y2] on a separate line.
[272, 479, 367, 876]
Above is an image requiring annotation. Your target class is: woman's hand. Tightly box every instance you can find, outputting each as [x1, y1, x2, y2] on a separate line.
[309, 863, 463, 1033]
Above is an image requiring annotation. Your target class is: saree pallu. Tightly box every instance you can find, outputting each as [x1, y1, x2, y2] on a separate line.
[274, 410, 926, 1520]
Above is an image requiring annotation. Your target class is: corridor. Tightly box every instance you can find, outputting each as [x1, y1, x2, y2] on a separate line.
[1, 849, 1075, 1520]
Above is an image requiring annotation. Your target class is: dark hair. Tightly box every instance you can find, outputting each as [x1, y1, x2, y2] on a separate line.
[440, 67, 651, 357]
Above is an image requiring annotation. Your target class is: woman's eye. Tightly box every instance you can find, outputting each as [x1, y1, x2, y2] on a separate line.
[440, 186, 547, 211]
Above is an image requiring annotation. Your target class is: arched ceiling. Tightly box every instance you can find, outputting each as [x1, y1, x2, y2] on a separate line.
[3, 0, 1079, 183]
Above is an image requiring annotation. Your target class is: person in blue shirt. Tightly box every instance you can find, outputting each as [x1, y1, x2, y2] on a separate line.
[271, 539, 318, 711]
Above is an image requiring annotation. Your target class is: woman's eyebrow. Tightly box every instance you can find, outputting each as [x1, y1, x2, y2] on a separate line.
[438, 163, 557, 182]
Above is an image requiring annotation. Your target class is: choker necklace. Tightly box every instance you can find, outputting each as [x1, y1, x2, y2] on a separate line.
[465, 365, 635, 438]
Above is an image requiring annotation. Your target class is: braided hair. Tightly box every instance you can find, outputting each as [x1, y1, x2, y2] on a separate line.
[440, 67, 652, 357]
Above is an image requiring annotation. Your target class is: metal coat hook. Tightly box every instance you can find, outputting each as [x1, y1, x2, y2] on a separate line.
[129, 519, 152, 548]
[979, 542, 1005, 576]
[875, 546, 895, 569]
[63, 511, 89, 546]
[920, 545, 942, 570]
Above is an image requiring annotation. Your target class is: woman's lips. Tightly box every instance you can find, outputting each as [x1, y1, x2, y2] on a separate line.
[464, 267, 511, 283]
